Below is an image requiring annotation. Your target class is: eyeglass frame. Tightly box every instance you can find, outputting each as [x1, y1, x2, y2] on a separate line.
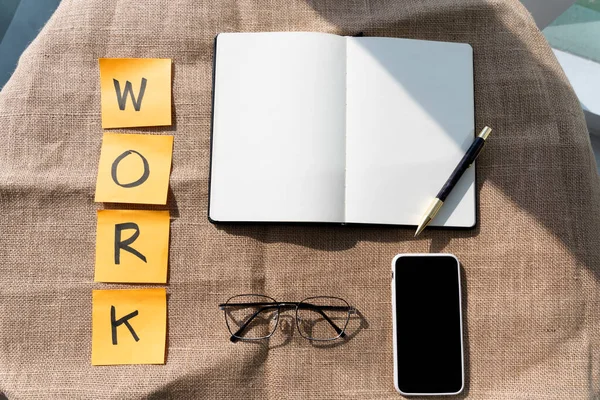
[219, 294, 355, 342]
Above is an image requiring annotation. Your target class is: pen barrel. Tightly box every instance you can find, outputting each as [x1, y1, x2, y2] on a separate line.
[437, 137, 485, 201]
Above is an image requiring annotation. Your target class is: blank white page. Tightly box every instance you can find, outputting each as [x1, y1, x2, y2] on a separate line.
[345, 37, 475, 227]
[210, 32, 347, 222]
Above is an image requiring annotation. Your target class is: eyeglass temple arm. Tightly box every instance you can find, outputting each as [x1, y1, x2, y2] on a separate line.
[225, 303, 349, 342]
[219, 302, 350, 311]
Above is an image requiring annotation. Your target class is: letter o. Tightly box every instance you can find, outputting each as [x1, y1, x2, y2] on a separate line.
[111, 150, 150, 188]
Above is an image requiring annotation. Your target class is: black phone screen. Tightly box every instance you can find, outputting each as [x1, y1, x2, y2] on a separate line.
[394, 255, 463, 395]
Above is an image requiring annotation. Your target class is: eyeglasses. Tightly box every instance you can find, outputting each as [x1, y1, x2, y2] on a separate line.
[219, 294, 355, 342]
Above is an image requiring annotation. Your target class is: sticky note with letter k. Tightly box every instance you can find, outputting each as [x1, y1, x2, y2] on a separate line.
[95, 133, 173, 204]
[92, 288, 167, 365]
[99, 58, 172, 128]
[95, 210, 170, 283]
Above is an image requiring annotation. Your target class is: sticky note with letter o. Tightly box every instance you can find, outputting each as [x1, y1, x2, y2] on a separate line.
[99, 58, 172, 128]
[95, 133, 173, 204]
[92, 288, 167, 365]
[95, 210, 170, 283]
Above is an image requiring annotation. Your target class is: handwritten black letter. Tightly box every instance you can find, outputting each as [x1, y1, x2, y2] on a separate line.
[111, 150, 150, 188]
[113, 78, 147, 111]
[111, 306, 140, 345]
[114, 222, 147, 264]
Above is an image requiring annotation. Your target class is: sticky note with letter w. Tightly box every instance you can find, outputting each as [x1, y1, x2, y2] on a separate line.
[92, 288, 167, 365]
[95, 133, 173, 204]
[99, 58, 172, 128]
[95, 210, 170, 283]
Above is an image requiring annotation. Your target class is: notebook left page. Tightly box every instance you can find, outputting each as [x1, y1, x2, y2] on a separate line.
[210, 32, 347, 223]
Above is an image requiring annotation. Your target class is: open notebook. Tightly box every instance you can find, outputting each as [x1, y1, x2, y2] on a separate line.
[209, 32, 475, 227]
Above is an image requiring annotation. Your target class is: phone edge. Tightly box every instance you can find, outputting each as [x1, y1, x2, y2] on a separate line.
[391, 253, 465, 396]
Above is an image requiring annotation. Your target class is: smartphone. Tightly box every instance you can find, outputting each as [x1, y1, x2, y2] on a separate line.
[391, 254, 464, 396]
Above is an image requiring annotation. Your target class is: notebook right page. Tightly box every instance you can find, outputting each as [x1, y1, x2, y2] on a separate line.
[345, 37, 475, 227]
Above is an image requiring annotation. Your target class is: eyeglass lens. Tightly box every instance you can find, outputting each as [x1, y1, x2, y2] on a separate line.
[296, 296, 350, 341]
[224, 294, 279, 340]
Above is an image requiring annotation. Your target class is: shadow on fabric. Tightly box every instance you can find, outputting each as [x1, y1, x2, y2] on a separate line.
[220, 0, 600, 285]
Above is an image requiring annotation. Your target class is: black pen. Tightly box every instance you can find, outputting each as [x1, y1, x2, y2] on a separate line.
[415, 126, 492, 236]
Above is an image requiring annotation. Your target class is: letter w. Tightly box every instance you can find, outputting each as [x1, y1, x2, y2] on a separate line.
[113, 78, 147, 111]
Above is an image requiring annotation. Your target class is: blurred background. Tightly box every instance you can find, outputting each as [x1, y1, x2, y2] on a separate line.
[0, 0, 61, 89]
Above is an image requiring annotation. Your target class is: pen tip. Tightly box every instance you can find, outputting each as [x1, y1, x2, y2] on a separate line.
[414, 224, 426, 237]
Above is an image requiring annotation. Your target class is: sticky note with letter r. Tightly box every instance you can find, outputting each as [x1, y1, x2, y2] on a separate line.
[95, 210, 170, 283]
[92, 288, 167, 365]
[99, 58, 172, 128]
[95, 133, 173, 204]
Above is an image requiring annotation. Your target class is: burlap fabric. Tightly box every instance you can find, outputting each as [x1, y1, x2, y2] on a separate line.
[1, 0, 600, 398]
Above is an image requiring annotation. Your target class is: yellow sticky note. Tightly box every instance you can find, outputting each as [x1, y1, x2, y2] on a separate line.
[92, 288, 167, 365]
[95, 133, 173, 204]
[95, 210, 170, 283]
[99, 58, 172, 128]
